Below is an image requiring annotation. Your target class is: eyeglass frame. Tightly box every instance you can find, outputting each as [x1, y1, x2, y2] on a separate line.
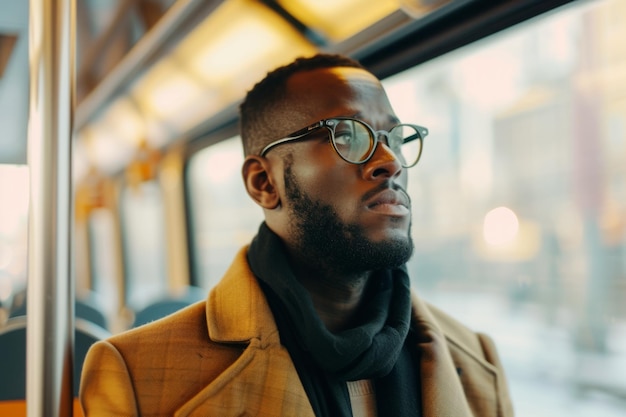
[258, 117, 429, 168]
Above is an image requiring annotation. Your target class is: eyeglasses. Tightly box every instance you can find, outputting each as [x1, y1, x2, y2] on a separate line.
[259, 117, 429, 168]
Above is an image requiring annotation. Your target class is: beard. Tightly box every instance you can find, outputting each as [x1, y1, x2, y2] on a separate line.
[283, 162, 414, 276]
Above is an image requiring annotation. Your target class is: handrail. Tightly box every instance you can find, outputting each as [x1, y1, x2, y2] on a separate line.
[26, 0, 75, 415]
[74, 0, 218, 131]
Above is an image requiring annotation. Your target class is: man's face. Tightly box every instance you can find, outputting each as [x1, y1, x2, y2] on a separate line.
[268, 67, 413, 273]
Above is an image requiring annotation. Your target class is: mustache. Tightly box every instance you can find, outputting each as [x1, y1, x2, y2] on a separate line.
[360, 180, 411, 207]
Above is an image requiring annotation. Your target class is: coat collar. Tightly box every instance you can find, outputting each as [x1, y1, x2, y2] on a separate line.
[412, 293, 507, 417]
[411, 293, 475, 417]
[182, 246, 313, 416]
[203, 245, 504, 417]
[205, 245, 279, 345]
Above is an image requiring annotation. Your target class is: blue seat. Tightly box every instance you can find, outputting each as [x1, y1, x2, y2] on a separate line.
[75, 295, 109, 330]
[0, 317, 26, 401]
[0, 316, 110, 400]
[132, 286, 205, 327]
[9, 293, 109, 330]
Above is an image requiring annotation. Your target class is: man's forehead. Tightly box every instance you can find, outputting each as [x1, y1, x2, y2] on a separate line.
[287, 66, 381, 93]
[268, 65, 393, 138]
[282, 66, 388, 117]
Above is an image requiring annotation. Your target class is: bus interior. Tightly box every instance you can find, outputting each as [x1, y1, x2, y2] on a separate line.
[0, 0, 625, 415]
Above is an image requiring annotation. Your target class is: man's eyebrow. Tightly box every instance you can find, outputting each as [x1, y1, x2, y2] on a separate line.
[352, 112, 401, 125]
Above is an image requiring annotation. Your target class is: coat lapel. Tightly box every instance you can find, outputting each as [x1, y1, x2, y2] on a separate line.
[174, 339, 314, 417]
[412, 293, 475, 417]
[175, 247, 314, 417]
[175, 247, 504, 417]
[412, 293, 505, 417]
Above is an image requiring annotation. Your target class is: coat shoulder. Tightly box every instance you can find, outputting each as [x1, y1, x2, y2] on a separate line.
[107, 300, 245, 375]
[425, 302, 484, 354]
[109, 301, 209, 346]
[424, 302, 515, 416]
[86, 300, 246, 416]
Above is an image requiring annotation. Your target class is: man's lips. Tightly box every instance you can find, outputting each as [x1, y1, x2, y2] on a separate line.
[363, 186, 411, 216]
[366, 189, 409, 209]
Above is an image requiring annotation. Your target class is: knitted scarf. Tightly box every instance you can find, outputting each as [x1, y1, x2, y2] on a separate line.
[247, 223, 420, 417]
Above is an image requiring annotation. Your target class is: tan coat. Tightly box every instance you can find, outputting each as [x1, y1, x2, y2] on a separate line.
[80, 247, 514, 417]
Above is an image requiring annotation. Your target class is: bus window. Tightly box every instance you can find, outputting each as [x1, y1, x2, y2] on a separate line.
[120, 180, 168, 311]
[383, 0, 625, 415]
[0, 165, 28, 322]
[187, 136, 263, 290]
[87, 208, 121, 323]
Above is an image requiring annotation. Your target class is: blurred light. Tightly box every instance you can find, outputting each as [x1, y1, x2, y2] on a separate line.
[0, 165, 27, 302]
[200, 139, 244, 185]
[0, 242, 13, 269]
[144, 121, 172, 149]
[0, 165, 29, 237]
[0, 275, 12, 303]
[454, 44, 524, 110]
[181, 0, 316, 92]
[133, 59, 206, 119]
[278, 0, 398, 41]
[383, 78, 421, 122]
[400, 0, 450, 19]
[79, 0, 317, 169]
[78, 96, 147, 176]
[106, 98, 145, 144]
[190, 16, 284, 85]
[81, 124, 137, 175]
[150, 75, 202, 115]
[73, 140, 90, 184]
[483, 206, 519, 246]
[460, 151, 493, 195]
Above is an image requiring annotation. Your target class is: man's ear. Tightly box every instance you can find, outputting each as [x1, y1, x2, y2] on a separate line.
[242, 155, 281, 209]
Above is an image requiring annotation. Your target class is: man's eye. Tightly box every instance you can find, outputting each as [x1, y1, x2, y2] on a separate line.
[334, 131, 354, 146]
[388, 132, 404, 151]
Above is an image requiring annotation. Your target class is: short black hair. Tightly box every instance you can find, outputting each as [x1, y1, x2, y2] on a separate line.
[239, 53, 365, 156]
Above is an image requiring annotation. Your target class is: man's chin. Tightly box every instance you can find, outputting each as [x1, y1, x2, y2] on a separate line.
[349, 234, 414, 272]
[365, 226, 412, 249]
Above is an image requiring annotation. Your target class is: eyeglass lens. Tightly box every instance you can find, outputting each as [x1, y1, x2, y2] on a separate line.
[331, 119, 422, 167]
[390, 124, 423, 167]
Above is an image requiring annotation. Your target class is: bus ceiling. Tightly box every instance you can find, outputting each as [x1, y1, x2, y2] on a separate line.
[0, 0, 577, 173]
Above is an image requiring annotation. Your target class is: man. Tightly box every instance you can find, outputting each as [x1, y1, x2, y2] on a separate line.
[80, 54, 514, 416]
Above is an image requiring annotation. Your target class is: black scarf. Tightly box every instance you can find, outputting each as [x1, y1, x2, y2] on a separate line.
[248, 223, 420, 417]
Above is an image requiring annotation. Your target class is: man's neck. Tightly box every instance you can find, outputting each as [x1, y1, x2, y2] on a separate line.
[290, 259, 372, 333]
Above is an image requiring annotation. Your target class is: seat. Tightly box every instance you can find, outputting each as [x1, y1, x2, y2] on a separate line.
[131, 285, 205, 327]
[0, 315, 110, 411]
[0, 316, 27, 401]
[75, 295, 109, 330]
[9, 293, 109, 330]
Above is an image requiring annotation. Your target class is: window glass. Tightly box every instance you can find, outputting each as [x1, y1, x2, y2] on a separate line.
[0, 165, 28, 318]
[383, 0, 626, 415]
[187, 136, 263, 289]
[88, 208, 121, 319]
[120, 180, 168, 310]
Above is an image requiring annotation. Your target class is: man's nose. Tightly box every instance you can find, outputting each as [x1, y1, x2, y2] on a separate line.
[361, 137, 403, 179]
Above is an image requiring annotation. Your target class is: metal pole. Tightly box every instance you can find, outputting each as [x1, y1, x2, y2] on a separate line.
[26, 0, 75, 416]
